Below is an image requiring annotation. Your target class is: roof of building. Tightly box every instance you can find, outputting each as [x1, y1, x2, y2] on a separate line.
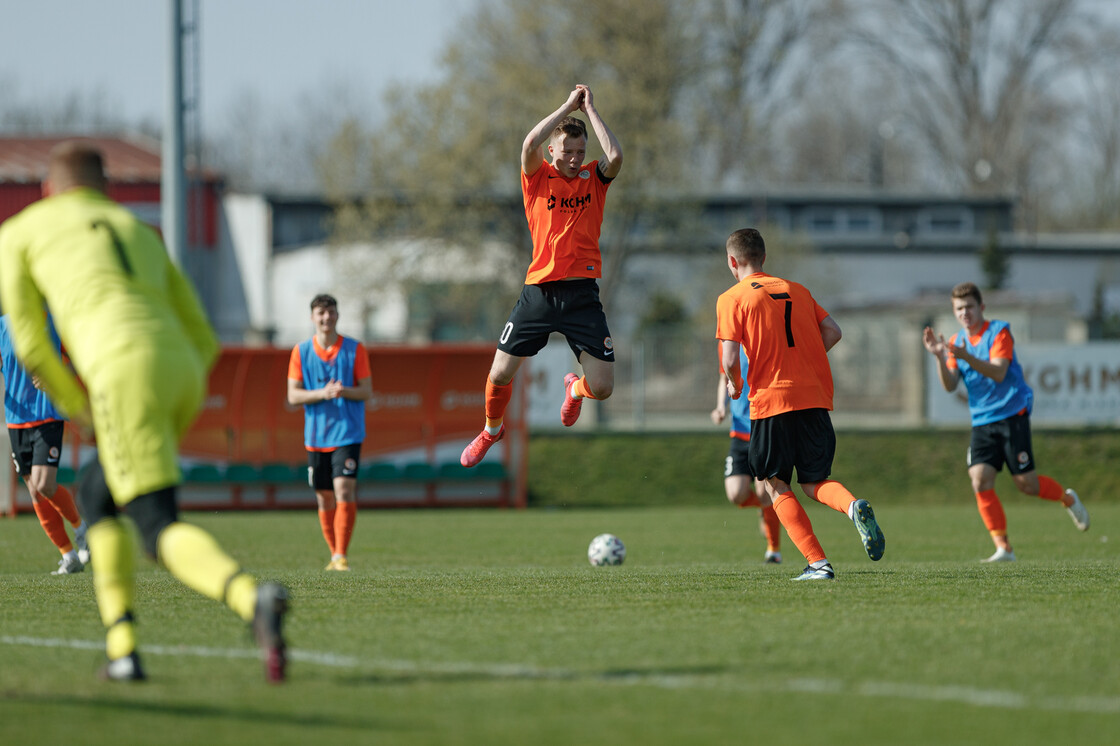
[0, 135, 163, 183]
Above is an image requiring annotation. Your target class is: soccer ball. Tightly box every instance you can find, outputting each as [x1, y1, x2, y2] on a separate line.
[587, 533, 626, 566]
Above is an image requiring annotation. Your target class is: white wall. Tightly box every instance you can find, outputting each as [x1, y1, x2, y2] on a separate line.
[214, 194, 272, 340]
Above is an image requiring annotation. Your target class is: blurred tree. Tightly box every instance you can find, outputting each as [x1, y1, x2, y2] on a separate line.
[0, 74, 149, 136]
[979, 226, 1010, 290]
[771, 65, 923, 186]
[684, 0, 851, 187]
[638, 290, 690, 334]
[1048, 58, 1120, 230]
[1089, 280, 1120, 339]
[851, 0, 1120, 228]
[316, 0, 852, 337]
[207, 77, 376, 193]
[317, 0, 696, 326]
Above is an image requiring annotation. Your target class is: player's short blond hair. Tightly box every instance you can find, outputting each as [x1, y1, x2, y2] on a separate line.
[552, 117, 587, 141]
[951, 282, 983, 305]
[48, 140, 107, 191]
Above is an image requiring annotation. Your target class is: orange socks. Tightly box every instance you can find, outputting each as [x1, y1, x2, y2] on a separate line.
[571, 376, 597, 400]
[975, 489, 1007, 536]
[318, 507, 336, 555]
[761, 504, 782, 553]
[812, 480, 856, 514]
[484, 377, 513, 430]
[1037, 475, 1064, 502]
[33, 498, 73, 553]
[334, 501, 357, 557]
[771, 491, 826, 564]
[48, 485, 82, 527]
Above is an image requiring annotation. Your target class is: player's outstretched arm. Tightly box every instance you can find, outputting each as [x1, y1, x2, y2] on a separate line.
[819, 315, 842, 352]
[719, 339, 743, 400]
[521, 87, 586, 176]
[922, 326, 960, 391]
[580, 86, 623, 179]
[711, 372, 729, 424]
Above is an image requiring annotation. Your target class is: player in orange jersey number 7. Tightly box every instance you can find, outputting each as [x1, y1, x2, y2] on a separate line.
[715, 228, 885, 581]
[461, 84, 623, 467]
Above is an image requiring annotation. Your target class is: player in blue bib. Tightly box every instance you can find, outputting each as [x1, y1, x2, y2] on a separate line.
[0, 313, 88, 574]
[287, 294, 372, 571]
[923, 282, 1089, 562]
[711, 345, 782, 563]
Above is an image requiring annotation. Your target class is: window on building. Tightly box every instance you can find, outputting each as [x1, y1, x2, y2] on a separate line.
[803, 209, 838, 233]
[843, 208, 880, 234]
[917, 207, 973, 235]
[802, 207, 881, 235]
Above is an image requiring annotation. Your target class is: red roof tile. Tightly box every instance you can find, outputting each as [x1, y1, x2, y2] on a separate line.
[0, 136, 163, 183]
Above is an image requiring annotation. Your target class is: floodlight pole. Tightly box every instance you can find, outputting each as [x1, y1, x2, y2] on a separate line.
[162, 0, 187, 267]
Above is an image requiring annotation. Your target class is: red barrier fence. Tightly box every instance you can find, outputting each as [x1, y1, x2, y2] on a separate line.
[2, 344, 527, 515]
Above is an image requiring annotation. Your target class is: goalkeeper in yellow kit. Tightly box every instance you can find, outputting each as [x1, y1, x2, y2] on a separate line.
[0, 141, 288, 682]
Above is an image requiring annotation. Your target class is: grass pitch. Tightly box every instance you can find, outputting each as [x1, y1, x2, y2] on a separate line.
[1, 502, 1117, 745]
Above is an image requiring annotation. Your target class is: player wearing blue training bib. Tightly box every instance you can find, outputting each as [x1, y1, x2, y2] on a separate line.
[712, 345, 782, 564]
[948, 318, 1033, 427]
[923, 282, 1089, 562]
[287, 294, 372, 571]
[0, 313, 88, 574]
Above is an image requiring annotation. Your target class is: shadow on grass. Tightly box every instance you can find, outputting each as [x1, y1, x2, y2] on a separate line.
[340, 663, 731, 687]
[0, 690, 381, 730]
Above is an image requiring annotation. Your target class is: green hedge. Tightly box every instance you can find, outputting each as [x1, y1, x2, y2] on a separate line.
[526, 429, 1120, 508]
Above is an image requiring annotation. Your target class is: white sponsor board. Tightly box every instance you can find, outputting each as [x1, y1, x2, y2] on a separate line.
[926, 342, 1120, 426]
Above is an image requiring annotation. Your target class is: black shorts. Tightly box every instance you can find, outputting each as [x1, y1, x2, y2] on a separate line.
[307, 443, 362, 490]
[724, 437, 753, 478]
[8, 421, 65, 476]
[497, 279, 615, 362]
[968, 412, 1035, 474]
[748, 408, 836, 485]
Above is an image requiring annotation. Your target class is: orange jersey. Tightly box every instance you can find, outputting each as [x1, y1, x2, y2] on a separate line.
[286, 335, 371, 382]
[945, 322, 1013, 370]
[521, 159, 612, 284]
[715, 272, 833, 419]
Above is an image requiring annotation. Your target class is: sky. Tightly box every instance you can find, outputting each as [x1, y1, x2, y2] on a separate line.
[0, 0, 470, 131]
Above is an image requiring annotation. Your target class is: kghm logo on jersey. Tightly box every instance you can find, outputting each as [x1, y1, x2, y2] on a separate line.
[558, 195, 591, 209]
[546, 195, 556, 211]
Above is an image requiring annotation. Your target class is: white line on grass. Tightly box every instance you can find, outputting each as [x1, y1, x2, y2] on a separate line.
[3, 635, 1117, 714]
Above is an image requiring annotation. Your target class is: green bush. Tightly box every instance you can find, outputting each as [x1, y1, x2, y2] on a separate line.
[527, 429, 1120, 508]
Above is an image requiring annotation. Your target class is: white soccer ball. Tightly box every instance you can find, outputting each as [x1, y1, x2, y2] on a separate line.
[587, 533, 626, 566]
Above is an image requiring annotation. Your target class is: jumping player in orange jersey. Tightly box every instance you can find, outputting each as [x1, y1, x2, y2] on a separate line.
[287, 294, 373, 571]
[715, 228, 885, 581]
[461, 84, 623, 467]
[712, 347, 782, 564]
[923, 282, 1089, 562]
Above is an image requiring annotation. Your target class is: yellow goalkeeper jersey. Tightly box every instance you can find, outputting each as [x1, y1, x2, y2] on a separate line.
[0, 186, 219, 421]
